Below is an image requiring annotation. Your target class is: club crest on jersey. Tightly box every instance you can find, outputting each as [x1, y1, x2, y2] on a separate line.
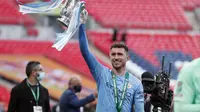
[128, 83, 132, 88]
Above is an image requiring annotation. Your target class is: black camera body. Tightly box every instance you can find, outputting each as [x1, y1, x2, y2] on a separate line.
[142, 56, 173, 112]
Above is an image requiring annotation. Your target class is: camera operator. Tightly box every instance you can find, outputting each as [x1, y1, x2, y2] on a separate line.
[142, 57, 173, 112]
[144, 93, 151, 112]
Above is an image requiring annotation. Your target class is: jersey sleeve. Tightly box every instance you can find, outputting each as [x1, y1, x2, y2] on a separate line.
[79, 24, 106, 84]
[174, 63, 200, 112]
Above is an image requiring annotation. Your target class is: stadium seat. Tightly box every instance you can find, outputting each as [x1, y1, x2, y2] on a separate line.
[27, 27, 38, 37]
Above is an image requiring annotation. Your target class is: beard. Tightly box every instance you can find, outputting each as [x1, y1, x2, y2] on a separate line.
[112, 61, 125, 70]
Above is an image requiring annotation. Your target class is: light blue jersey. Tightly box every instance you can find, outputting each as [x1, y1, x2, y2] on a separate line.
[79, 24, 144, 112]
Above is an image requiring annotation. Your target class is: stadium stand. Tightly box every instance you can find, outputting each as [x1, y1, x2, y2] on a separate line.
[88, 31, 200, 79]
[0, 1, 35, 26]
[85, 0, 192, 30]
[1, 0, 200, 111]
[0, 40, 110, 80]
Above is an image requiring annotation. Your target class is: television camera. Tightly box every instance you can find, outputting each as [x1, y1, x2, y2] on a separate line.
[141, 56, 173, 112]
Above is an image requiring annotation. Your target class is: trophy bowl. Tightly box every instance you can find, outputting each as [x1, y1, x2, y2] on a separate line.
[57, 0, 80, 27]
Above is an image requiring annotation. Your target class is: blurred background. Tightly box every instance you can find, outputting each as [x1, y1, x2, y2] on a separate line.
[0, 0, 200, 111]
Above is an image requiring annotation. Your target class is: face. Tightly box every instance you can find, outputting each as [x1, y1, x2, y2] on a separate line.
[73, 79, 82, 87]
[32, 64, 44, 77]
[110, 48, 128, 69]
[69, 77, 82, 92]
[31, 64, 46, 81]
[69, 77, 82, 88]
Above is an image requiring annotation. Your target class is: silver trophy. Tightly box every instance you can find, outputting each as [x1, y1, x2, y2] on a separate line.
[53, 0, 88, 51]
[57, 0, 87, 27]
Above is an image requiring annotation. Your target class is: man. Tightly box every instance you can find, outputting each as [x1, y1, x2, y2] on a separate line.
[8, 61, 50, 112]
[174, 58, 200, 112]
[59, 76, 97, 112]
[78, 24, 144, 112]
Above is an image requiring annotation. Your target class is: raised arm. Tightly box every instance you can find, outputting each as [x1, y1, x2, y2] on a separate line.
[134, 83, 144, 112]
[79, 24, 105, 82]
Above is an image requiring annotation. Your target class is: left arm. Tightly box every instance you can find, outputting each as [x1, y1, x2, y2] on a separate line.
[134, 83, 144, 112]
[69, 93, 95, 108]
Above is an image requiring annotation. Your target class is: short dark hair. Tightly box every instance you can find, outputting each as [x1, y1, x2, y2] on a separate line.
[26, 61, 41, 77]
[110, 42, 129, 52]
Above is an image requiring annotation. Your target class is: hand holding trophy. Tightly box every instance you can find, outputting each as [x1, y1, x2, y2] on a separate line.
[52, 0, 88, 51]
